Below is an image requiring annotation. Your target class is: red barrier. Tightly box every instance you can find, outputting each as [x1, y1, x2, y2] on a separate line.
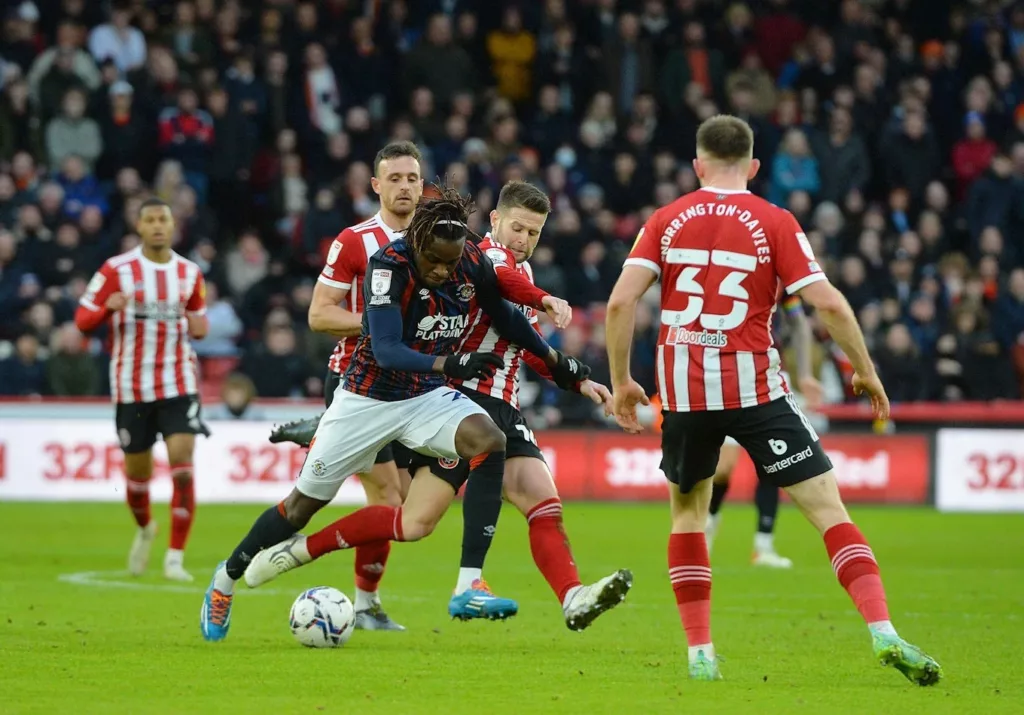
[540, 432, 930, 503]
[819, 401, 1024, 423]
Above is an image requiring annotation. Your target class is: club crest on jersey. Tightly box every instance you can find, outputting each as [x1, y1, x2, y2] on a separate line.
[456, 284, 476, 302]
[438, 457, 460, 469]
[371, 269, 392, 296]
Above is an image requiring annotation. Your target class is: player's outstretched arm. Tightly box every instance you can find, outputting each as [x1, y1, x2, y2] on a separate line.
[367, 307, 503, 381]
[798, 280, 889, 420]
[605, 265, 657, 433]
[308, 280, 362, 337]
[477, 268, 588, 389]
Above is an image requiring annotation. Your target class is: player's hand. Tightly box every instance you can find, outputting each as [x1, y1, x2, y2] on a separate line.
[105, 292, 128, 312]
[580, 379, 613, 417]
[612, 379, 650, 434]
[540, 295, 572, 329]
[797, 375, 824, 409]
[547, 350, 590, 390]
[443, 352, 504, 381]
[852, 370, 890, 422]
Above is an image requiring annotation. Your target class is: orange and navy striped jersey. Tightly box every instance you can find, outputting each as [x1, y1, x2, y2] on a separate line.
[343, 239, 500, 402]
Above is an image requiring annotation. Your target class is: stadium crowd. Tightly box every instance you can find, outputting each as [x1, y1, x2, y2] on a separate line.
[2, 0, 1024, 426]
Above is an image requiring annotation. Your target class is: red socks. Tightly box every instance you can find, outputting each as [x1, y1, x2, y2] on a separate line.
[170, 464, 195, 550]
[354, 541, 391, 592]
[669, 532, 712, 646]
[126, 476, 151, 528]
[307, 505, 404, 560]
[824, 522, 890, 624]
[526, 498, 582, 602]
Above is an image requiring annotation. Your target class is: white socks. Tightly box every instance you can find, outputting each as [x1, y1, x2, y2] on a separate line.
[754, 532, 775, 554]
[354, 587, 380, 612]
[212, 563, 235, 594]
[455, 567, 482, 595]
[689, 643, 715, 664]
[164, 549, 184, 566]
[868, 620, 898, 637]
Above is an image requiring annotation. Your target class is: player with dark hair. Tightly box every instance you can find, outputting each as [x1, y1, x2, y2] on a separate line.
[267, 142, 571, 626]
[435, 179, 631, 627]
[201, 186, 589, 642]
[76, 197, 209, 582]
[605, 115, 941, 683]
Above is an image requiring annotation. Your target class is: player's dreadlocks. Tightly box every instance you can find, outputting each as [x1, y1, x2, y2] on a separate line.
[406, 182, 476, 255]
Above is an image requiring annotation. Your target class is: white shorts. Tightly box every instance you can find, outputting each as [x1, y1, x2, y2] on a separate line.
[296, 386, 487, 501]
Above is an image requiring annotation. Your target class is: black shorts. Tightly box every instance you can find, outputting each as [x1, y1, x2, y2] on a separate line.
[407, 388, 544, 491]
[661, 396, 832, 494]
[115, 395, 210, 454]
[325, 369, 408, 468]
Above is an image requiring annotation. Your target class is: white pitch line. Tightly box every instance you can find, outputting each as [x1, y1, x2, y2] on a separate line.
[56, 570, 1016, 621]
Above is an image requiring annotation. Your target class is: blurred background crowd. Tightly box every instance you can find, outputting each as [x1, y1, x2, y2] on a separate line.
[2, 0, 1024, 427]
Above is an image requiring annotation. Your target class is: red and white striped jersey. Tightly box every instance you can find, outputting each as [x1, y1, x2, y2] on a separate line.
[625, 187, 826, 412]
[319, 213, 403, 374]
[453, 237, 539, 408]
[79, 247, 206, 404]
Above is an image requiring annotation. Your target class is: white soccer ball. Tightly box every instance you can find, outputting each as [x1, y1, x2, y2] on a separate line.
[288, 586, 356, 648]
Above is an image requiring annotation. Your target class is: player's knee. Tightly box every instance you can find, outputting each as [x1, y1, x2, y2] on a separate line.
[280, 490, 323, 529]
[400, 511, 439, 541]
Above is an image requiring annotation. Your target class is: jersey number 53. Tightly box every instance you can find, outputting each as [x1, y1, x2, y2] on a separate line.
[662, 248, 757, 331]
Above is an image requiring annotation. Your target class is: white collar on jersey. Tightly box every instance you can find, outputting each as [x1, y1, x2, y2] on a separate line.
[133, 245, 179, 268]
[699, 186, 751, 195]
[374, 212, 404, 241]
[482, 232, 524, 267]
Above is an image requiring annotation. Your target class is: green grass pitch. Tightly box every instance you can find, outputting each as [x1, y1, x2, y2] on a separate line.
[1, 501, 1022, 714]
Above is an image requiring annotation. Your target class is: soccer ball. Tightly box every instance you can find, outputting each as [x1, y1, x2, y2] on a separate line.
[288, 586, 356, 648]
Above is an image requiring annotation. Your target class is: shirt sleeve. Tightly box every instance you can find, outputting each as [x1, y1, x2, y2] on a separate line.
[622, 212, 663, 278]
[185, 271, 207, 316]
[75, 262, 118, 332]
[772, 209, 828, 295]
[474, 251, 552, 360]
[78, 262, 117, 312]
[484, 244, 550, 309]
[318, 230, 364, 291]
[362, 254, 410, 311]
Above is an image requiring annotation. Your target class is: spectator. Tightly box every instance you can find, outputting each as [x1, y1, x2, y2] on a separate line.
[225, 231, 269, 298]
[238, 324, 313, 398]
[812, 106, 870, 203]
[46, 322, 98, 396]
[45, 87, 103, 172]
[57, 154, 108, 220]
[769, 128, 820, 206]
[157, 86, 215, 204]
[191, 282, 242, 358]
[0, 333, 46, 396]
[87, 2, 146, 74]
[487, 6, 536, 105]
[97, 80, 152, 181]
[405, 14, 477, 107]
[952, 112, 999, 199]
[203, 373, 265, 420]
[876, 323, 931, 402]
[0, 79, 36, 162]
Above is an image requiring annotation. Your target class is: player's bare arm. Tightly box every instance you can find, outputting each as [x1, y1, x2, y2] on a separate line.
[784, 299, 823, 408]
[308, 280, 362, 337]
[605, 264, 656, 433]
[798, 280, 889, 420]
